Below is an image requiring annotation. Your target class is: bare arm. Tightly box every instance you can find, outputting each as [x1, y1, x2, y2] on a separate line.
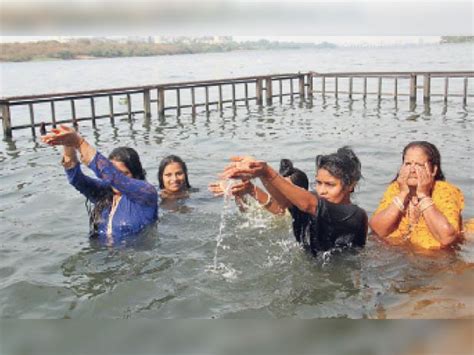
[421, 205, 459, 246]
[369, 191, 409, 238]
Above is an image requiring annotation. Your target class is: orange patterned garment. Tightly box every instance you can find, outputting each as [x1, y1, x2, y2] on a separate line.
[373, 181, 464, 249]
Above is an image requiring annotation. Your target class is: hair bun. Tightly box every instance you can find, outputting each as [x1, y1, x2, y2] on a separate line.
[279, 159, 294, 176]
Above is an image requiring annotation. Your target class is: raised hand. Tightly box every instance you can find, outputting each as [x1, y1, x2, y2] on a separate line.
[415, 162, 434, 198]
[41, 125, 82, 148]
[396, 163, 410, 196]
[221, 160, 268, 180]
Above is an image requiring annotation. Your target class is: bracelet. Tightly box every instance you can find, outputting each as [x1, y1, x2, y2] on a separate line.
[392, 196, 406, 213]
[419, 198, 434, 213]
[259, 193, 272, 208]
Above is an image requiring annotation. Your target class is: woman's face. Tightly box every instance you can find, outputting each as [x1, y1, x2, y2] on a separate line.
[111, 160, 133, 178]
[402, 147, 436, 187]
[315, 168, 351, 204]
[162, 162, 186, 194]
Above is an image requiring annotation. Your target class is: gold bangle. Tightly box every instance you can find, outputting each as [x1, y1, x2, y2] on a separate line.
[419, 198, 434, 213]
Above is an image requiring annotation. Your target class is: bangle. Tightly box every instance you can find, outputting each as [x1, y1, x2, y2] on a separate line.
[419, 198, 434, 213]
[393, 196, 406, 213]
[259, 193, 272, 208]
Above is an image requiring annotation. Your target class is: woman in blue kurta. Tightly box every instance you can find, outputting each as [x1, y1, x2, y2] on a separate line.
[42, 125, 158, 245]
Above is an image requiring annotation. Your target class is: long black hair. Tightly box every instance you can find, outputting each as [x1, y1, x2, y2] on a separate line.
[158, 155, 191, 190]
[392, 141, 445, 182]
[315, 146, 362, 192]
[88, 147, 147, 238]
[279, 159, 309, 244]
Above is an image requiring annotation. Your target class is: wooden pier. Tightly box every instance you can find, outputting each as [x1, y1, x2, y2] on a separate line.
[1, 71, 472, 138]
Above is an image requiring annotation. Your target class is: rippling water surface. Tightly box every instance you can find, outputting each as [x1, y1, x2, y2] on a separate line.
[0, 44, 473, 319]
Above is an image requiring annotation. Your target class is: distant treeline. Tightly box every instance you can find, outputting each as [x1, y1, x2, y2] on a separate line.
[0, 38, 335, 62]
[440, 36, 474, 44]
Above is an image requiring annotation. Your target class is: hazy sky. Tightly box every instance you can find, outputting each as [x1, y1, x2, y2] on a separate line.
[1, 1, 472, 39]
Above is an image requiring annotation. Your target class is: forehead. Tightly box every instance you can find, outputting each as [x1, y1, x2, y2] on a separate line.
[316, 168, 340, 182]
[164, 162, 183, 172]
[404, 147, 429, 162]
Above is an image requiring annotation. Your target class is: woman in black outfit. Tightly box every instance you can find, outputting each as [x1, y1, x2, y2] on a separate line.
[221, 147, 367, 255]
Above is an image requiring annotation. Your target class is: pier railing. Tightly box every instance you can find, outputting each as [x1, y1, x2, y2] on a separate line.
[1, 71, 472, 138]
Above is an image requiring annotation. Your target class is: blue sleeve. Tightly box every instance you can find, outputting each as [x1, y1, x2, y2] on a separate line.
[87, 152, 158, 207]
[65, 163, 110, 203]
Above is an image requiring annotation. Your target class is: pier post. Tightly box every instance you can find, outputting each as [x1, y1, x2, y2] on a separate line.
[143, 89, 151, 118]
[307, 73, 314, 99]
[265, 77, 273, 105]
[256, 78, 263, 106]
[334, 77, 338, 99]
[463, 77, 468, 105]
[290, 79, 294, 100]
[394, 78, 398, 100]
[279, 79, 283, 103]
[90, 97, 96, 127]
[322, 77, 326, 97]
[363, 77, 367, 100]
[377, 77, 382, 100]
[157, 88, 165, 117]
[1, 102, 12, 138]
[50, 101, 57, 128]
[28, 103, 36, 137]
[232, 84, 236, 108]
[218, 85, 223, 110]
[244, 83, 249, 106]
[70, 99, 77, 121]
[205, 86, 210, 112]
[191, 87, 196, 115]
[126, 93, 132, 119]
[444, 77, 449, 103]
[176, 89, 181, 116]
[348, 77, 353, 99]
[298, 74, 305, 99]
[423, 74, 431, 102]
[409, 74, 417, 103]
[109, 95, 115, 124]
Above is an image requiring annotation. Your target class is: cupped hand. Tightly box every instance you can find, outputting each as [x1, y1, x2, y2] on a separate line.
[220, 160, 268, 180]
[396, 164, 410, 195]
[41, 125, 82, 147]
[415, 163, 434, 198]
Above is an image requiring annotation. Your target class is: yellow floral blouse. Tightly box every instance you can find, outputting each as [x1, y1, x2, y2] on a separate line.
[373, 181, 464, 249]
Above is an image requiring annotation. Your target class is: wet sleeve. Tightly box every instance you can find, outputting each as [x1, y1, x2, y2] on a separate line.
[87, 152, 158, 207]
[65, 163, 110, 203]
[432, 183, 464, 232]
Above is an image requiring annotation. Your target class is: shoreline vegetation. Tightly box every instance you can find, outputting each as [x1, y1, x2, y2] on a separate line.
[0, 36, 473, 63]
[0, 37, 336, 62]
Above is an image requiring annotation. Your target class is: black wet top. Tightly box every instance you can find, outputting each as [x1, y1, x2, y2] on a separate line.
[289, 197, 368, 255]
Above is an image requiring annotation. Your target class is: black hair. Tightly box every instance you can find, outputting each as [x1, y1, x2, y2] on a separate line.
[279, 159, 309, 190]
[88, 146, 146, 238]
[315, 146, 362, 191]
[394, 141, 445, 181]
[158, 155, 191, 190]
[108, 147, 147, 180]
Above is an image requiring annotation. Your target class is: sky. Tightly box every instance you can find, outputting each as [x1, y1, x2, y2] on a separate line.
[0, 1, 472, 42]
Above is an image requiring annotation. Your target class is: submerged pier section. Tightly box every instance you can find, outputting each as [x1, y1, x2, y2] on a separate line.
[1, 71, 473, 137]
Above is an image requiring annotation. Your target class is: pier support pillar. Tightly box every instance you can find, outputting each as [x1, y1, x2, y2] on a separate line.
[1, 102, 12, 138]
[423, 74, 431, 103]
[409, 74, 417, 103]
[256, 78, 263, 106]
[157, 88, 165, 117]
[143, 89, 151, 118]
[307, 73, 314, 99]
[298, 74, 305, 100]
[265, 77, 273, 105]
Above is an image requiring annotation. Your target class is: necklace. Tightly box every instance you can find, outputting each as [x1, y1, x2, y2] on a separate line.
[406, 195, 421, 238]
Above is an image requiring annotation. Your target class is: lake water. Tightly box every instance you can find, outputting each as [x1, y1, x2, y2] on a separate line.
[0, 44, 473, 319]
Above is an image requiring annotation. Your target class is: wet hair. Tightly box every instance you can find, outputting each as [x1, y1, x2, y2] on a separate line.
[109, 147, 147, 180]
[88, 146, 146, 238]
[158, 155, 191, 189]
[279, 159, 309, 190]
[396, 141, 445, 181]
[315, 146, 362, 192]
